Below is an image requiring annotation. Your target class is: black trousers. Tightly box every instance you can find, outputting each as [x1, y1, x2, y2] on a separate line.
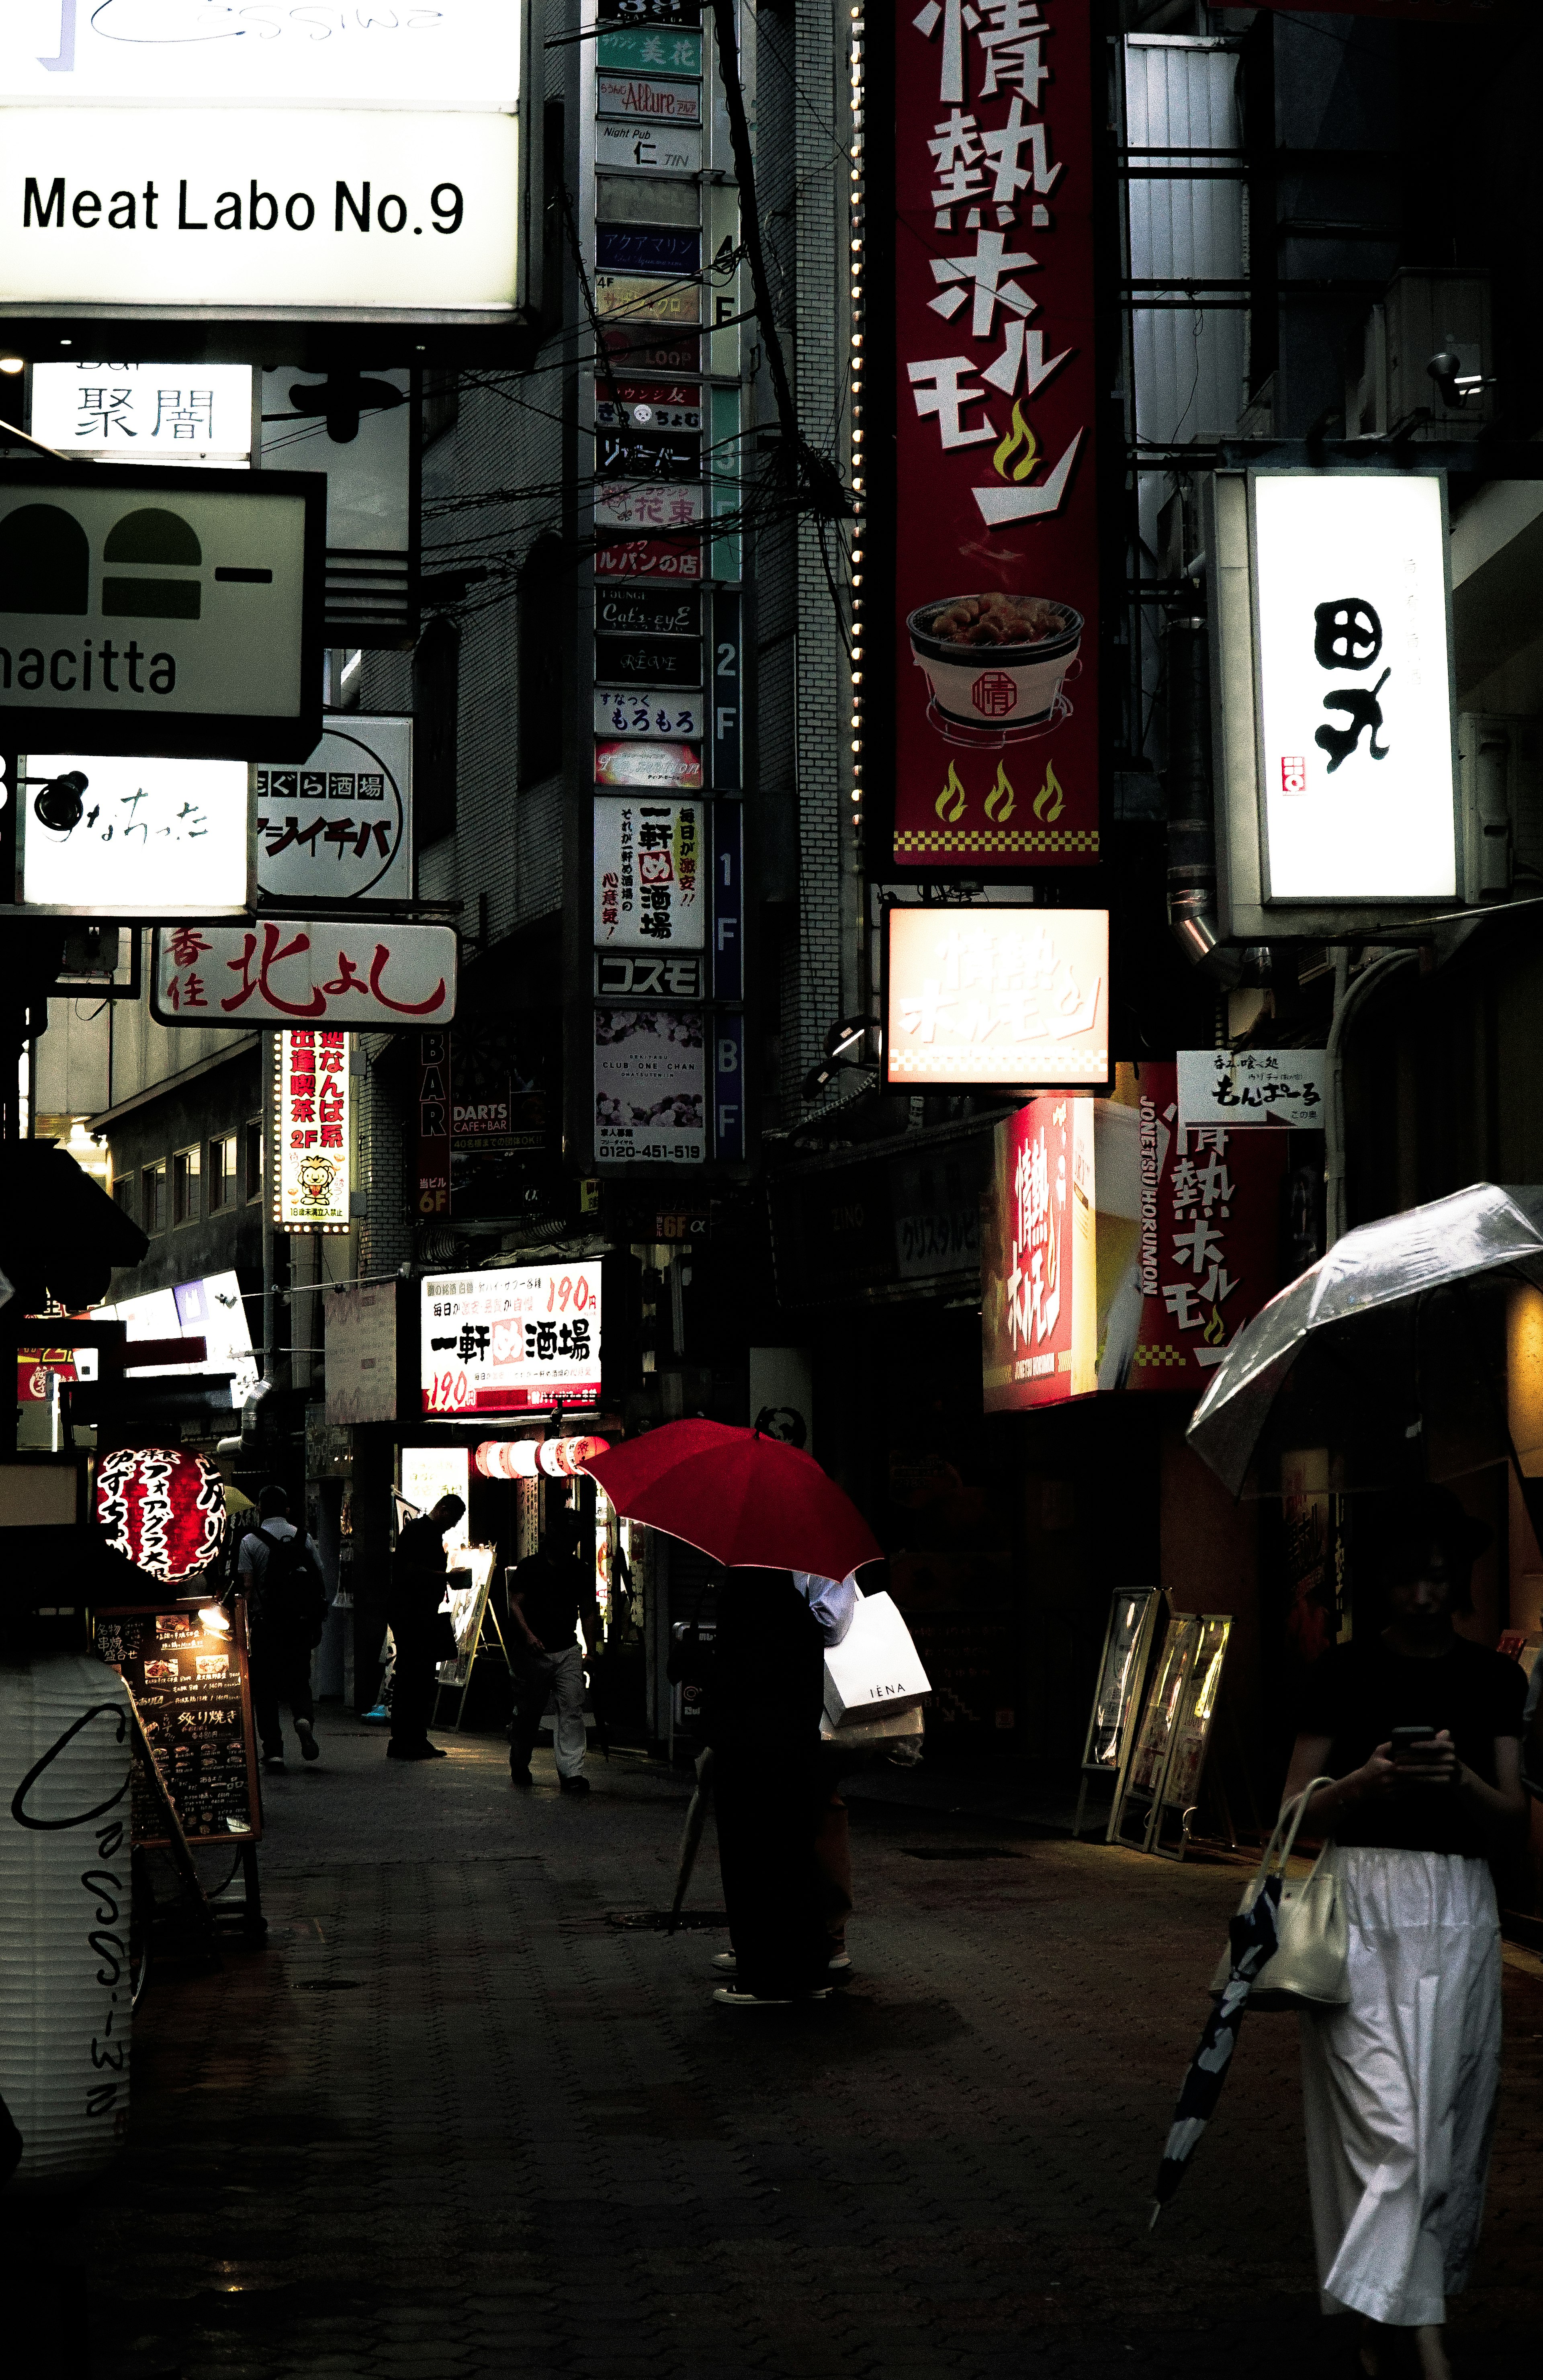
[248, 1625, 315, 1757]
[389, 1627, 439, 1748]
[712, 1741, 829, 1999]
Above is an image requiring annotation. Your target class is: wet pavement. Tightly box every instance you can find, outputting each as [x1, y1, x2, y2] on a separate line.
[25, 1718, 1543, 2378]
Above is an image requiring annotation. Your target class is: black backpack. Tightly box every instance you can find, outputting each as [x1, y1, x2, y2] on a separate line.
[255, 1526, 327, 1636]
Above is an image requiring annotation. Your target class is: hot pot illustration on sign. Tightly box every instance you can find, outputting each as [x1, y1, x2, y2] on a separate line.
[906, 594, 1082, 746]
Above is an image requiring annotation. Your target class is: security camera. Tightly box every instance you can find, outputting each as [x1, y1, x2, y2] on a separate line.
[1427, 351, 1495, 408]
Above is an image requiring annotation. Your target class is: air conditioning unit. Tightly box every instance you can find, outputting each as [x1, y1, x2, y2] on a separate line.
[1457, 712, 1543, 903]
[1345, 270, 1492, 441]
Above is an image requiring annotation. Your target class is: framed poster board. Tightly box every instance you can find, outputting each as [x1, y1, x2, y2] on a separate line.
[95, 1603, 260, 1847]
[1148, 1616, 1233, 1861]
[1112, 1614, 1200, 1851]
[438, 1546, 499, 1690]
[1072, 1587, 1163, 1841]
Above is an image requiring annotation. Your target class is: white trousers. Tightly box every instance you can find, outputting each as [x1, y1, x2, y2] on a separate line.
[1299, 1846, 1502, 2329]
[543, 1644, 589, 1780]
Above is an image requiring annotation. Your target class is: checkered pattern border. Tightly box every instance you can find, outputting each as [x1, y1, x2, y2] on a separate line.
[893, 827, 1101, 856]
[1133, 1343, 1189, 1368]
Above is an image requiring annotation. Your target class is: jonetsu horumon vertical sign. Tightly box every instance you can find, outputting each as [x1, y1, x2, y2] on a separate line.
[893, 0, 1098, 869]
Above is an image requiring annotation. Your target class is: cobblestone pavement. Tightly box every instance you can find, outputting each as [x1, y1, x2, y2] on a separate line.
[77, 1723, 1543, 2378]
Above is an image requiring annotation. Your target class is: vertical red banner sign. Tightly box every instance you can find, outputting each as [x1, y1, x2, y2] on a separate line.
[893, 0, 1099, 870]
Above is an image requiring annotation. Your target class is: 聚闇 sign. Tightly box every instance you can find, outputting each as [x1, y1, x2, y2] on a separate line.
[594, 796, 704, 948]
[0, 464, 322, 758]
[420, 1263, 602, 1415]
[152, 919, 456, 1028]
[1251, 471, 1457, 903]
[885, 905, 1108, 1086]
[30, 362, 253, 461]
[1176, 1047, 1327, 1131]
[16, 748, 250, 916]
[275, 1030, 350, 1234]
[256, 717, 412, 907]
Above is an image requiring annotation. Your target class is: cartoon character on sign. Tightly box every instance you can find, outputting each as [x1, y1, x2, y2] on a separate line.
[296, 1154, 339, 1214]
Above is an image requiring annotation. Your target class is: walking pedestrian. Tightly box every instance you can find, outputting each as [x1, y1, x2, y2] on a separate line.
[1280, 1486, 1527, 2380]
[507, 1505, 599, 1797]
[705, 1567, 857, 2009]
[386, 1494, 465, 1762]
[238, 1487, 328, 1773]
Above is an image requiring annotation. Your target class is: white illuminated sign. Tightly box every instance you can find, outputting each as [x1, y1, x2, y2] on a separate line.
[1252, 472, 1457, 903]
[30, 363, 253, 461]
[593, 795, 704, 949]
[275, 1030, 350, 1235]
[420, 1264, 603, 1416]
[400, 1448, 471, 1557]
[256, 717, 413, 908]
[92, 1271, 258, 1411]
[17, 748, 249, 916]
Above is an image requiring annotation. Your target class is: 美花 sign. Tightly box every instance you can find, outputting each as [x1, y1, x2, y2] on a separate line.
[420, 1264, 602, 1415]
[152, 920, 456, 1028]
[1177, 1049, 1328, 1132]
[0, 464, 323, 760]
[0, 2, 524, 326]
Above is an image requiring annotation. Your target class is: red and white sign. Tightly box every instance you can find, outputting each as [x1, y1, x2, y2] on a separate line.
[420, 1264, 603, 1415]
[96, 1446, 225, 1586]
[276, 1029, 350, 1233]
[982, 1094, 1095, 1410]
[595, 537, 702, 580]
[885, 905, 1107, 1085]
[152, 920, 457, 1027]
[893, 0, 1099, 868]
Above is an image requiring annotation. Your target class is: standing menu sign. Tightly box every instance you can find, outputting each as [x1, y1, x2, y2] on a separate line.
[1071, 1587, 1162, 1841]
[95, 1605, 260, 1846]
[893, 0, 1099, 868]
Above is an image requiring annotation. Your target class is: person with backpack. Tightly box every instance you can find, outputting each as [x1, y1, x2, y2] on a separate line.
[238, 1485, 329, 1772]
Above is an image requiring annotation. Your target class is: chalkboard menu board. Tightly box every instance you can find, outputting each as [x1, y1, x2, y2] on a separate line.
[95, 1605, 261, 1845]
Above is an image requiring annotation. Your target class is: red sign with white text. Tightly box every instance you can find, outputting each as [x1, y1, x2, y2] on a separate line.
[894, 0, 1098, 868]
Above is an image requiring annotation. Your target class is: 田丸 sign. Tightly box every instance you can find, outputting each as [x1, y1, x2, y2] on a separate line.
[275, 1031, 350, 1235]
[0, 464, 323, 758]
[420, 1263, 602, 1415]
[152, 920, 456, 1028]
[256, 717, 413, 908]
[885, 906, 1109, 1087]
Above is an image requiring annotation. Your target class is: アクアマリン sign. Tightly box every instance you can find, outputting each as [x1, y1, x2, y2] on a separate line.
[892, 0, 1099, 868]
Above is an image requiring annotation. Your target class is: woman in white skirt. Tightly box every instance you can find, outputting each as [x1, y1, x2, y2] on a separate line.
[1281, 1487, 1526, 2380]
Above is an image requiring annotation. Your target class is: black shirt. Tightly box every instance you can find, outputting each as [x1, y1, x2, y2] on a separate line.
[389, 1515, 448, 1634]
[512, 1549, 586, 1653]
[1297, 1633, 1526, 1858]
[702, 1567, 825, 1753]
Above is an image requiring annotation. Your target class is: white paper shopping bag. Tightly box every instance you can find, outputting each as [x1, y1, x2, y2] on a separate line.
[822, 1589, 931, 1725]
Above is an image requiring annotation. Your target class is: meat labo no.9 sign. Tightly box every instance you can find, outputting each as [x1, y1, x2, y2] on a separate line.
[894, 1, 1097, 869]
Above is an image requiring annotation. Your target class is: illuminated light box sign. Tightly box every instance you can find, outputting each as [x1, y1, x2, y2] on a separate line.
[1250, 472, 1457, 903]
[152, 919, 457, 1028]
[594, 797, 704, 949]
[420, 1263, 603, 1415]
[30, 362, 254, 462]
[595, 688, 705, 741]
[595, 537, 702, 581]
[16, 748, 250, 917]
[93, 1272, 259, 1411]
[95, 1446, 225, 1586]
[594, 119, 702, 175]
[275, 1030, 350, 1235]
[1176, 1047, 1327, 1131]
[594, 738, 702, 790]
[595, 481, 704, 534]
[594, 1006, 706, 1165]
[982, 1094, 1096, 1411]
[884, 906, 1109, 1087]
[0, 464, 322, 760]
[256, 716, 413, 909]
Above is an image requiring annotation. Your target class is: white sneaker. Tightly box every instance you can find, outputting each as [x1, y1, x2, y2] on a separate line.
[713, 1986, 791, 2008]
[828, 1952, 851, 1974]
[711, 1951, 738, 1974]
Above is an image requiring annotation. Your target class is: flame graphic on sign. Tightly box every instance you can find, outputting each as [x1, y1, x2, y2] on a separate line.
[983, 763, 1015, 822]
[1032, 761, 1064, 822]
[993, 401, 1039, 484]
[935, 763, 967, 823]
[1203, 1304, 1226, 1347]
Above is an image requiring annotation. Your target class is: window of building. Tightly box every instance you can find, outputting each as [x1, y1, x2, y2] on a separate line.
[141, 1159, 167, 1235]
[113, 1173, 135, 1223]
[172, 1144, 201, 1226]
[244, 1117, 264, 1203]
[209, 1131, 239, 1213]
[413, 617, 460, 845]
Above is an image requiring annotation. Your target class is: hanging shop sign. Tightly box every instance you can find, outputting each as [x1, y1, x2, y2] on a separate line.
[594, 120, 703, 175]
[420, 1264, 603, 1415]
[255, 717, 413, 908]
[324, 1280, 400, 1429]
[151, 919, 456, 1028]
[93, 1274, 259, 1411]
[1206, 468, 1459, 939]
[260, 371, 417, 649]
[597, 28, 705, 73]
[884, 905, 1108, 1087]
[594, 739, 702, 791]
[15, 749, 250, 918]
[596, 586, 700, 637]
[1176, 1047, 1328, 1131]
[596, 72, 703, 123]
[892, 0, 1099, 869]
[594, 536, 703, 581]
[595, 273, 700, 327]
[595, 688, 706, 741]
[595, 635, 702, 686]
[30, 363, 253, 463]
[0, 465, 323, 760]
[594, 481, 704, 535]
[594, 796, 705, 948]
[595, 380, 704, 433]
[595, 952, 705, 999]
[274, 1030, 350, 1235]
[594, 1006, 707, 1165]
[417, 1030, 452, 1220]
[95, 1446, 225, 1586]
[982, 1095, 1097, 1411]
[0, 4, 524, 324]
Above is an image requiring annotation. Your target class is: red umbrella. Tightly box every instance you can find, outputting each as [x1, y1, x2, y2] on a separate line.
[583, 1419, 882, 1580]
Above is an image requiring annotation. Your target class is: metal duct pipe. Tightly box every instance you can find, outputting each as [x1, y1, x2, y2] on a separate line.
[1163, 614, 1269, 987]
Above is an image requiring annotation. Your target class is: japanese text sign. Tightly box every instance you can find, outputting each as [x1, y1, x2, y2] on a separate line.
[594, 1006, 706, 1165]
[594, 797, 705, 949]
[982, 1095, 1095, 1409]
[30, 363, 254, 461]
[420, 1263, 602, 1415]
[0, 464, 323, 760]
[1252, 472, 1457, 902]
[151, 920, 456, 1028]
[893, 0, 1099, 868]
[1176, 1047, 1327, 1131]
[17, 748, 250, 916]
[885, 904, 1107, 1085]
[275, 1030, 350, 1234]
[256, 717, 413, 908]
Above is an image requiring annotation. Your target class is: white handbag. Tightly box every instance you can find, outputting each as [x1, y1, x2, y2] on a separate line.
[1207, 1776, 1350, 2013]
[822, 1589, 930, 1725]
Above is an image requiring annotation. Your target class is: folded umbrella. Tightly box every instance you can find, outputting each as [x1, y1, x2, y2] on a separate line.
[1149, 1877, 1281, 2225]
[583, 1419, 882, 1581]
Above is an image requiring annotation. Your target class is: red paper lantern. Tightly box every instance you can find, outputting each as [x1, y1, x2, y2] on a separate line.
[95, 1447, 226, 1585]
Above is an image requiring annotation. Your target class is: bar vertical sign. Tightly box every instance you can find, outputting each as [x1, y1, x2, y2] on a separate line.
[711, 800, 745, 1000]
